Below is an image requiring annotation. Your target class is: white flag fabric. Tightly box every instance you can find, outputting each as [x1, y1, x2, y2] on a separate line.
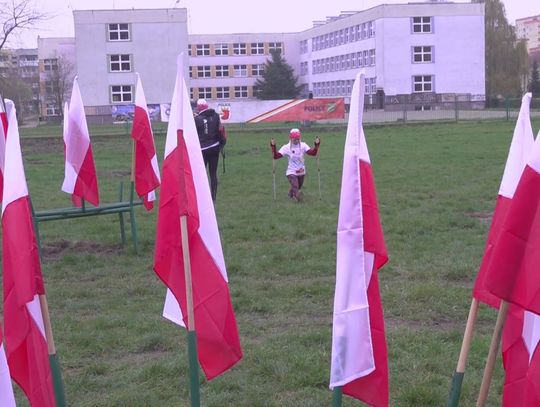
[330, 72, 389, 406]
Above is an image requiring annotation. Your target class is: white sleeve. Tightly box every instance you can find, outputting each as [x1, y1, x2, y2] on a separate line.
[278, 144, 289, 156]
[301, 142, 311, 152]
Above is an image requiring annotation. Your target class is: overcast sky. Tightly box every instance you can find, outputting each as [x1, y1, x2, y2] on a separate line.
[7, 0, 539, 49]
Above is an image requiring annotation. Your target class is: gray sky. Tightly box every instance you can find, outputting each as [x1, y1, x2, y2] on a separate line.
[8, 0, 539, 49]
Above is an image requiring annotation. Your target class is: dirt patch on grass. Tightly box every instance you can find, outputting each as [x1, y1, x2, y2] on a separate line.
[21, 137, 63, 155]
[41, 239, 123, 262]
[100, 169, 131, 178]
[466, 211, 492, 224]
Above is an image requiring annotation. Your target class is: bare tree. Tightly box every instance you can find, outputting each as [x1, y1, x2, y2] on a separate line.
[44, 54, 75, 118]
[0, 0, 49, 50]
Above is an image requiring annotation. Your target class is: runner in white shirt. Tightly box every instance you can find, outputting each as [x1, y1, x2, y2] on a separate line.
[270, 128, 320, 202]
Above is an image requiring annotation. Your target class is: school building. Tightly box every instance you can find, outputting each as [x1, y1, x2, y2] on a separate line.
[35, 2, 485, 121]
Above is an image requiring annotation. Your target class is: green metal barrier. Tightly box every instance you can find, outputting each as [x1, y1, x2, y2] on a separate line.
[32, 182, 141, 253]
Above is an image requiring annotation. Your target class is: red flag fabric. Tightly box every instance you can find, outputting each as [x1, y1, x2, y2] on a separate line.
[484, 130, 540, 315]
[153, 55, 242, 380]
[330, 72, 389, 407]
[473, 93, 534, 308]
[2, 99, 56, 406]
[501, 305, 540, 406]
[131, 74, 160, 210]
[61, 77, 99, 207]
[0, 323, 16, 407]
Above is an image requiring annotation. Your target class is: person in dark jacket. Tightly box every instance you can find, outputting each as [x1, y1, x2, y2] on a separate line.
[194, 98, 224, 202]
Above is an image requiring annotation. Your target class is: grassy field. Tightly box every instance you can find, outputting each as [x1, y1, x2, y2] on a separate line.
[5, 118, 538, 406]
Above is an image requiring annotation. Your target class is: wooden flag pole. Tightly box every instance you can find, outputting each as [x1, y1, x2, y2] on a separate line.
[180, 215, 200, 407]
[446, 298, 479, 407]
[39, 294, 67, 407]
[332, 386, 343, 406]
[476, 300, 509, 407]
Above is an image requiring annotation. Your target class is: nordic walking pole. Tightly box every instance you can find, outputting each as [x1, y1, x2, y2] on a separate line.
[39, 295, 67, 407]
[272, 158, 276, 201]
[316, 149, 322, 200]
[446, 298, 479, 407]
[476, 300, 509, 407]
[180, 215, 200, 407]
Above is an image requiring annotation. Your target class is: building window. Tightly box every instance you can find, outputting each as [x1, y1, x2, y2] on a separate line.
[369, 49, 376, 66]
[235, 86, 248, 98]
[215, 43, 228, 56]
[233, 43, 246, 55]
[234, 64, 247, 77]
[252, 64, 264, 76]
[46, 102, 60, 116]
[197, 66, 211, 78]
[198, 87, 212, 99]
[300, 61, 308, 76]
[43, 58, 57, 71]
[363, 50, 369, 67]
[413, 75, 433, 92]
[362, 23, 368, 39]
[108, 23, 130, 41]
[216, 87, 229, 99]
[412, 17, 433, 33]
[190, 88, 194, 99]
[215, 65, 229, 77]
[412, 46, 433, 63]
[368, 21, 375, 37]
[251, 42, 264, 55]
[111, 85, 133, 103]
[269, 42, 282, 53]
[109, 54, 132, 72]
[300, 40, 308, 54]
[45, 80, 56, 95]
[196, 44, 210, 56]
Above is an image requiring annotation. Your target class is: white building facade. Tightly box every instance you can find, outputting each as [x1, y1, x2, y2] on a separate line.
[188, 32, 298, 102]
[36, 2, 485, 121]
[297, 3, 485, 108]
[516, 15, 540, 53]
[73, 8, 188, 121]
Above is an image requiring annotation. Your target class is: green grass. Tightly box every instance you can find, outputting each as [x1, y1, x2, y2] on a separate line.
[4, 119, 537, 406]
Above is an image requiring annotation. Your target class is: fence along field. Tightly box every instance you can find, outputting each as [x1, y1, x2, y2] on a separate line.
[3, 118, 539, 405]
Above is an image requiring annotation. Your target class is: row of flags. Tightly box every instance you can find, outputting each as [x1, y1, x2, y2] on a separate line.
[0, 64, 385, 405]
[61, 74, 161, 210]
[7, 61, 539, 406]
[472, 93, 540, 405]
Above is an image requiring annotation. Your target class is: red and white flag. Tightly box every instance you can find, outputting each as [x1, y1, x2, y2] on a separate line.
[501, 305, 540, 406]
[2, 99, 56, 406]
[484, 126, 540, 314]
[131, 74, 160, 210]
[62, 77, 99, 207]
[330, 72, 389, 407]
[0, 96, 8, 202]
[473, 93, 535, 309]
[0, 323, 16, 407]
[153, 55, 242, 380]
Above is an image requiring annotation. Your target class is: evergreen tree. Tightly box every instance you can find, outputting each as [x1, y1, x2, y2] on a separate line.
[254, 49, 302, 100]
[485, 0, 529, 100]
[529, 60, 540, 95]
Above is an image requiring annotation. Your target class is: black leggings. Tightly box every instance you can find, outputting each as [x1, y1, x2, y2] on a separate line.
[202, 144, 220, 201]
